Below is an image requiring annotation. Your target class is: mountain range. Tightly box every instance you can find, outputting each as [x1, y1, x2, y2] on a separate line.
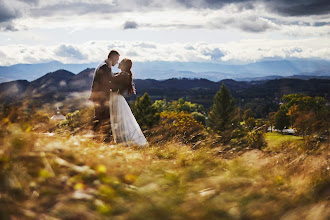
[0, 59, 329, 83]
[0, 67, 329, 117]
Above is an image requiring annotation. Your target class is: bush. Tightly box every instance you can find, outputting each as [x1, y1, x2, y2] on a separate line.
[158, 111, 205, 144]
[32, 112, 49, 124]
[247, 130, 267, 149]
[59, 107, 94, 132]
[191, 112, 206, 126]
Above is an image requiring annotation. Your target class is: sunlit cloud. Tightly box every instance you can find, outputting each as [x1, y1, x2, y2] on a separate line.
[0, 0, 329, 66]
[0, 37, 329, 66]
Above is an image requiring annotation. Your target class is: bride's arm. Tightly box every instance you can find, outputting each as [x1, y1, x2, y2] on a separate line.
[110, 72, 130, 92]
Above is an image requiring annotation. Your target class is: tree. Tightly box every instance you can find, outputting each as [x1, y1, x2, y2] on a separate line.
[243, 109, 256, 121]
[273, 109, 290, 131]
[208, 84, 238, 143]
[245, 117, 256, 131]
[237, 107, 244, 122]
[166, 99, 204, 114]
[133, 93, 159, 129]
[266, 112, 276, 132]
[282, 94, 327, 121]
[293, 111, 317, 137]
[280, 94, 328, 136]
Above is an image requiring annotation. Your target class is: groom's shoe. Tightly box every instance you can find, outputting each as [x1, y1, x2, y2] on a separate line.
[92, 118, 100, 131]
[103, 136, 112, 143]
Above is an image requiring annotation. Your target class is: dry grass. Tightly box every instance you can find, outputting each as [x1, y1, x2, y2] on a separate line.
[1, 125, 329, 220]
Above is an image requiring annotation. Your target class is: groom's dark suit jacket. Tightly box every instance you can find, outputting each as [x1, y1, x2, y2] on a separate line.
[89, 60, 123, 104]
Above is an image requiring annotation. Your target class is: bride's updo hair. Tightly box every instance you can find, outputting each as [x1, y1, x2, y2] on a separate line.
[121, 58, 132, 72]
[121, 58, 136, 95]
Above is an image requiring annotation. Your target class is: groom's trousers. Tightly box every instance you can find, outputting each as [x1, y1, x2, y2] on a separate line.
[92, 102, 111, 136]
[93, 102, 110, 123]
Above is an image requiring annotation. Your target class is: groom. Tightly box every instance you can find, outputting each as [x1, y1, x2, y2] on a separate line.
[89, 50, 120, 136]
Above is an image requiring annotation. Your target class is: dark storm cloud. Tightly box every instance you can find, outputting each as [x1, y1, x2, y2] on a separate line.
[123, 21, 138, 29]
[1, 0, 329, 34]
[55, 45, 87, 60]
[267, 0, 330, 16]
[176, 0, 330, 16]
[0, 1, 21, 22]
[0, 0, 31, 31]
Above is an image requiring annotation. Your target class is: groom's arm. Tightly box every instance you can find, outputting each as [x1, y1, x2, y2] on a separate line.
[90, 66, 109, 103]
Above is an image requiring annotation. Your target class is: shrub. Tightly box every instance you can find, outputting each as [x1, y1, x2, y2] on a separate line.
[159, 111, 205, 144]
[246, 130, 267, 149]
[191, 112, 206, 126]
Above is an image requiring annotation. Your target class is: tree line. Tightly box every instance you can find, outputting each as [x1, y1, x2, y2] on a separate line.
[133, 84, 328, 149]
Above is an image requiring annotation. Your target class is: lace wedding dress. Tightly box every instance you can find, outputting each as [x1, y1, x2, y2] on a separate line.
[109, 91, 148, 147]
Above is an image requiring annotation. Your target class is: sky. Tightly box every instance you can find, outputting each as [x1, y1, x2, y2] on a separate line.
[0, 0, 329, 66]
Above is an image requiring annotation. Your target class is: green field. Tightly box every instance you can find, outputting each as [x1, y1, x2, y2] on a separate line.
[265, 132, 304, 151]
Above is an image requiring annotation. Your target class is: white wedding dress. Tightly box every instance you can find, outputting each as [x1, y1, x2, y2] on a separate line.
[109, 91, 148, 147]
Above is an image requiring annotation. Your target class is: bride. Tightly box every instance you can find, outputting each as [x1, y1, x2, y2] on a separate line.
[109, 58, 148, 147]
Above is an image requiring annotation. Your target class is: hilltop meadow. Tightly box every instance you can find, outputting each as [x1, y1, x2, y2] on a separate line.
[0, 86, 329, 220]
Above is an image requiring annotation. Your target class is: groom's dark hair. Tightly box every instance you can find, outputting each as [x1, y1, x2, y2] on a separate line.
[108, 50, 120, 59]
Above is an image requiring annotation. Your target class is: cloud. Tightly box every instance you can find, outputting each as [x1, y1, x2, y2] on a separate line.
[0, 1, 21, 23]
[0, 38, 329, 66]
[267, 0, 330, 16]
[54, 45, 87, 60]
[0, 0, 24, 31]
[176, 0, 256, 10]
[210, 14, 279, 33]
[0, 22, 19, 31]
[313, 21, 330, 27]
[0, 49, 6, 58]
[176, 0, 330, 16]
[136, 43, 157, 49]
[202, 48, 225, 60]
[238, 17, 279, 32]
[123, 21, 138, 29]
[126, 51, 139, 56]
[0, 0, 328, 37]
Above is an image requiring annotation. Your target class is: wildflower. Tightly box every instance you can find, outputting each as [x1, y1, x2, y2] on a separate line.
[74, 182, 85, 190]
[97, 165, 107, 174]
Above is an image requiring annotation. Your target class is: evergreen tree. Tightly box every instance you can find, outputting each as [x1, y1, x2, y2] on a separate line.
[133, 93, 159, 129]
[208, 84, 238, 143]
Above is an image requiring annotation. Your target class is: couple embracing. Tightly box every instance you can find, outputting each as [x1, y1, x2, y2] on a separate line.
[89, 50, 148, 147]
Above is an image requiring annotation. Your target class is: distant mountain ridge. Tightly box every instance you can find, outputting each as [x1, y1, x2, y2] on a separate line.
[0, 68, 329, 112]
[0, 59, 329, 83]
[0, 61, 97, 83]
